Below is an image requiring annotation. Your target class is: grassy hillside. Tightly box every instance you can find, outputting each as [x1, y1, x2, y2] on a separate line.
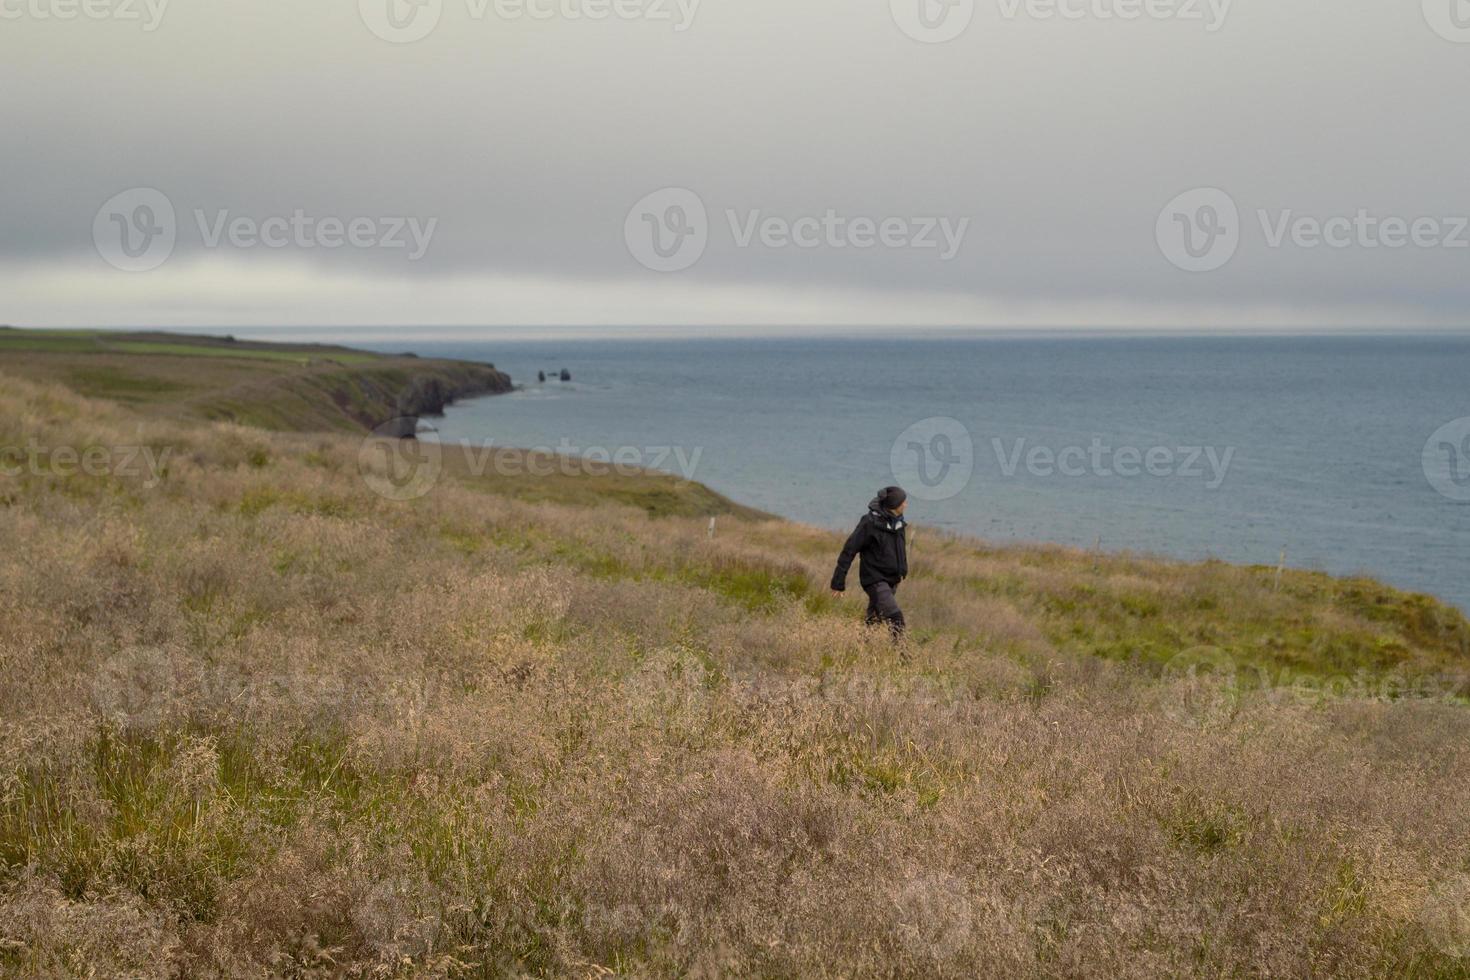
[0, 327, 512, 433]
[2, 344, 1470, 977]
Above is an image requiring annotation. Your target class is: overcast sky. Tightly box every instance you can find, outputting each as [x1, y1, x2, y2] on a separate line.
[3, 0, 1469, 334]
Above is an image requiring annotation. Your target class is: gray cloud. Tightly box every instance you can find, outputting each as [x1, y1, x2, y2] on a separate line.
[2, 0, 1468, 329]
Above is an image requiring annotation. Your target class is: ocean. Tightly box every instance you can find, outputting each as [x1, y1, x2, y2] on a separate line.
[362, 334, 1470, 612]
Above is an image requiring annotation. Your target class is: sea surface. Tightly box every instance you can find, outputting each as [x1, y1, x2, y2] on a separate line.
[360, 335, 1470, 612]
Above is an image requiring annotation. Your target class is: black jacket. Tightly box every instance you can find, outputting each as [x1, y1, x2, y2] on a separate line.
[831, 498, 909, 591]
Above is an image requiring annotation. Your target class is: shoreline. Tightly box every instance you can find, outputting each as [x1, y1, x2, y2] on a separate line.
[5, 325, 1465, 614]
[421, 338, 1470, 615]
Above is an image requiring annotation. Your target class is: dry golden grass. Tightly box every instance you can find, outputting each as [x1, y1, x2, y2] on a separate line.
[2, 372, 1470, 978]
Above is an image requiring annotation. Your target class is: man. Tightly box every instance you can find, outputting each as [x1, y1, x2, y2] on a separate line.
[830, 486, 909, 639]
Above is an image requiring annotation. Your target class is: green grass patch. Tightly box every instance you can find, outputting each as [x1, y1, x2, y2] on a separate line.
[237, 486, 354, 519]
[65, 366, 193, 401]
[110, 342, 382, 365]
[111, 342, 314, 363]
[0, 333, 103, 353]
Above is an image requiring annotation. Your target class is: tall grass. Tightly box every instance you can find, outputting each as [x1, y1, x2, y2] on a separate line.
[2, 375, 1470, 977]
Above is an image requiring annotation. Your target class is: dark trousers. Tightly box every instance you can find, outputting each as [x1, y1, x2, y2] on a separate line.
[863, 580, 906, 639]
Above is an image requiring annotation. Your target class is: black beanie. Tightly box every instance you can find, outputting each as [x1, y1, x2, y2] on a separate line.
[879, 486, 907, 511]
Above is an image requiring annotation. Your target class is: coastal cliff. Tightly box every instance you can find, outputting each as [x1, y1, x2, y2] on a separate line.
[0, 327, 513, 434]
[191, 357, 515, 435]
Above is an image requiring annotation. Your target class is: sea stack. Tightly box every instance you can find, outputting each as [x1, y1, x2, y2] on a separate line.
[560, 369, 571, 382]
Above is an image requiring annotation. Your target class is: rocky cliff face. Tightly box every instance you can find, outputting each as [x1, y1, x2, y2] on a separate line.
[192, 358, 513, 434]
[393, 366, 510, 421]
[344, 361, 513, 436]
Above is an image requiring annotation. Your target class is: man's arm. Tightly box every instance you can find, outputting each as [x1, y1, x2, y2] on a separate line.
[830, 519, 869, 592]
